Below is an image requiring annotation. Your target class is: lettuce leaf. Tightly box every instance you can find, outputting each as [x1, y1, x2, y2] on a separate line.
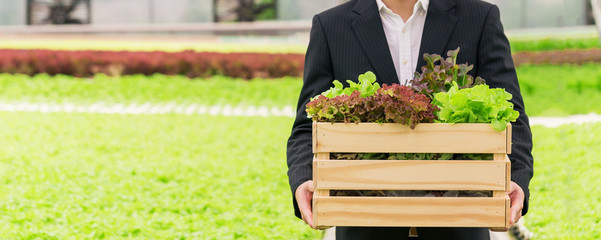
[432, 82, 519, 131]
[314, 71, 380, 100]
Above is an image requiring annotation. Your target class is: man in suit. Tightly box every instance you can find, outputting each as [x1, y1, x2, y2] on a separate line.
[286, 0, 534, 239]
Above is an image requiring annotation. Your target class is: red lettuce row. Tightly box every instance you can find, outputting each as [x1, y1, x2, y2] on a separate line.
[0, 49, 304, 79]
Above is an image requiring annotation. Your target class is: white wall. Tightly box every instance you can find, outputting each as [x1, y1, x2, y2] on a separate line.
[277, 0, 344, 20]
[91, 0, 213, 25]
[486, 0, 587, 29]
[0, 0, 26, 25]
[154, 0, 213, 23]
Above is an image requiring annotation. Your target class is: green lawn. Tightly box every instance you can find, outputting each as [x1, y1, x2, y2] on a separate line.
[0, 74, 302, 108]
[0, 113, 321, 240]
[517, 64, 601, 116]
[1, 69, 600, 238]
[510, 36, 600, 52]
[528, 123, 601, 239]
[3, 63, 601, 117]
[0, 111, 599, 239]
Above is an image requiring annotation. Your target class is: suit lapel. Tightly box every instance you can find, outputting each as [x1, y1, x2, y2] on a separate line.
[351, 0, 399, 86]
[416, 0, 458, 72]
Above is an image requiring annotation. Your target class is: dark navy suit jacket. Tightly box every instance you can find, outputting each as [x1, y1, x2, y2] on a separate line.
[287, 0, 534, 220]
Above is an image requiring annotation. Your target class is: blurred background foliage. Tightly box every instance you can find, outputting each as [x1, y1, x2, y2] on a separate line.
[0, 1, 600, 239]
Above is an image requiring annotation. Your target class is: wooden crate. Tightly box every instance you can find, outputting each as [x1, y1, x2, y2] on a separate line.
[312, 122, 511, 228]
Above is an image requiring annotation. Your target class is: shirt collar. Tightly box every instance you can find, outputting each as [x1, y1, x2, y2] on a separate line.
[376, 0, 429, 15]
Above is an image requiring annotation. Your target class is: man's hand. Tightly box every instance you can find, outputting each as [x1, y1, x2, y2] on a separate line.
[492, 181, 525, 232]
[508, 181, 525, 225]
[295, 180, 316, 229]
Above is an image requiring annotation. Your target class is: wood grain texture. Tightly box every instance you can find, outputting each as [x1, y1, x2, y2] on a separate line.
[505, 154, 511, 192]
[489, 195, 511, 231]
[315, 197, 508, 228]
[505, 195, 511, 228]
[311, 122, 513, 228]
[314, 153, 331, 196]
[312, 121, 318, 153]
[313, 123, 509, 153]
[313, 152, 330, 227]
[314, 160, 507, 191]
[506, 124, 513, 154]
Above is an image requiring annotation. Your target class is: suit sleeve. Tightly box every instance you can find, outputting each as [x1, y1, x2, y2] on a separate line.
[476, 5, 534, 215]
[286, 14, 335, 219]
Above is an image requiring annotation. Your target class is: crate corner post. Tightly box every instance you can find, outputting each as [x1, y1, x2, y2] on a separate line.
[506, 124, 512, 154]
[313, 150, 330, 228]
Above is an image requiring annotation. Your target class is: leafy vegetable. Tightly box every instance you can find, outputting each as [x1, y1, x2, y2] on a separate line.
[318, 71, 380, 99]
[389, 153, 453, 160]
[330, 189, 491, 197]
[306, 83, 437, 128]
[410, 47, 485, 99]
[331, 153, 491, 161]
[432, 82, 519, 131]
[461, 154, 494, 160]
[331, 153, 452, 161]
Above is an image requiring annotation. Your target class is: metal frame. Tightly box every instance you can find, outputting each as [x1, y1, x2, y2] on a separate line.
[212, 0, 278, 22]
[26, 0, 33, 25]
[26, 0, 91, 25]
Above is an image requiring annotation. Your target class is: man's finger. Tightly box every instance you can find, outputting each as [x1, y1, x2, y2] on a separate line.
[296, 181, 316, 229]
[305, 182, 315, 228]
[301, 208, 314, 228]
[508, 182, 524, 225]
[300, 196, 314, 229]
[510, 206, 517, 225]
[511, 205, 522, 225]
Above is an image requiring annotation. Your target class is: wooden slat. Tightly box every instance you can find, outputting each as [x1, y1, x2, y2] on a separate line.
[503, 155, 511, 228]
[312, 122, 318, 155]
[313, 152, 330, 228]
[489, 195, 511, 231]
[314, 153, 331, 196]
[493, 153, 511, 193]
[505, 154, 511, 192]
[505, 195, 511, 228]
[315, 197, 507, 228]
[506, 124, 512, 154]
[313, 123, 508, 153]
[491, 154, 510, 229]
[314, 160, 507, 191]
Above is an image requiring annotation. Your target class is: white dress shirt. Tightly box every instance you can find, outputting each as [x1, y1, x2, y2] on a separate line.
[376, 0, 429, 84]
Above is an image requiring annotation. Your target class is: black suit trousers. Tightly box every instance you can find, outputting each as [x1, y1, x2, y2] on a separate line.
[336, 227, 490, 240]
